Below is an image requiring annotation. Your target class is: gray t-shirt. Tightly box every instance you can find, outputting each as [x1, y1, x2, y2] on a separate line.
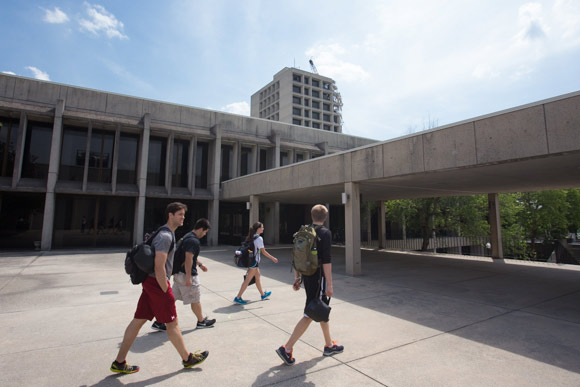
[150, 228, 176, 280]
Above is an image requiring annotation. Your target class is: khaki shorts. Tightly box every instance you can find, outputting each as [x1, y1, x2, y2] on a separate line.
[172, 272, 201, 304]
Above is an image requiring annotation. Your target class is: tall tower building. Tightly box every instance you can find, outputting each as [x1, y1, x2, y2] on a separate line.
[251, 67, 343, 133]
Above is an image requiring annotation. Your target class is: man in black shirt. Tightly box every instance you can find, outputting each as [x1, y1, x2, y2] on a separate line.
[172, 218, 216, 329]
[276, 204, 344, 365]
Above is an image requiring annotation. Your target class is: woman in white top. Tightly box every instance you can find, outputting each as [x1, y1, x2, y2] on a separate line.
[234, 222, 278, 304]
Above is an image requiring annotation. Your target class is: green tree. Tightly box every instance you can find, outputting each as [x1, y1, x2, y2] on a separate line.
[565, 189, 580, 237]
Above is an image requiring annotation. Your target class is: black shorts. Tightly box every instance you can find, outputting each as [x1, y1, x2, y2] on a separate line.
[303, 270, 330, 317]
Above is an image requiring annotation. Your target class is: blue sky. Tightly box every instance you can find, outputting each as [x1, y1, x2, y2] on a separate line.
[3, 1, 580, 140]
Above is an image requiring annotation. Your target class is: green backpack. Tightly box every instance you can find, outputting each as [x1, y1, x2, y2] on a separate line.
[291, 225, 320, 276]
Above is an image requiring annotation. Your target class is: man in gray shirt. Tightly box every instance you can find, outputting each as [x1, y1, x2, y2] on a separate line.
[110, 202, 209, 374]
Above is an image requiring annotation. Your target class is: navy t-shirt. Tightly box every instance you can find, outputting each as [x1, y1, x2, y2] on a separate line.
[179, 232, 201, 276]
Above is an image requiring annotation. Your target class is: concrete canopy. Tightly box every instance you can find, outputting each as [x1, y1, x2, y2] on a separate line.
[222, 91, 580, 204]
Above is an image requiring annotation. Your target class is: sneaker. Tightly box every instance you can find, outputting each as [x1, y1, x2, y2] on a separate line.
[276, 345, 295, 366]
[261, 291, 272, 300]
[182, 350, 209, 368]
[151, 321, 166, 331]
[196, 317, 216, 329]
[110, 360, 140, 374]
[323, 341, 344, 356]
[233, 297, 248, 305]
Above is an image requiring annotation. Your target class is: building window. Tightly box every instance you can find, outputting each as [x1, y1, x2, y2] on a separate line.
[312, 112, 320, 120]
[304, 110, 310, 118]
[323, 103, 330, 111]
[172, 139, 189, 187]
[312, 90, 320, 98]
[88, 129, 114, 184]
[0, 116, 18, 177]
[293, 73, 301, 82]
[323, 124, 331, 131]
[292, 96, 301, 104]
[323, 114, 331, 122]
[117, 133, 138, 184]
[323, 82, 331, 89]
[304, 99, 309, 107]
[280, 151, 289, 167]
[259, 148, 268, 171]
[147, 136, 167, 186]
[220, 144, 233, 182]
[22, 121, 52, 179]
[323, 93, 331, 101]
[312, 79, 320, 87]
[296, 153, 304, 162]
[304, 77, 309, 85]
[304, 121, 310, 127]
[312, 101, 320, 109]
[195, 141, 208, 189]
[240, 146, 252, 176]
[304, 88, 309, 96]
[292, 119, 302, 125]
[60, 126, 87, 182]
[312, 123, 320, 129]
[292, 107, 301, 116]
[292, 85, 301, 93]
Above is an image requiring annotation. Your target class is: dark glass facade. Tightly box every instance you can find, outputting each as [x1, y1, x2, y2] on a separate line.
[0, 116, 18, 177]
[60, 126, 87, 182]
[22, 121, 52, 179]
[172, 139, 189, 188]
[147, 136, 167, 186]
[117, 133, 138, 184]
[0, 192, 44, 249]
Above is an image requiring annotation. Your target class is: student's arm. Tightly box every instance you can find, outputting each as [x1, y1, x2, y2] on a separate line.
[154, 251, 169, 292]
[322, 263, 333, 297]
[260, 248, 278, 263]
[184, 251, 193, 286]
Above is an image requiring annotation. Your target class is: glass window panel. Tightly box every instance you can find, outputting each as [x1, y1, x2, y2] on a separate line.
[117, 133, 138, 184]
[195, 142, 208, 189]
[220, 144, 233, 182]
[147, 136, 167, 186]
[172, 139, 189, 188]
[0, 117, 19, 177]
[87, 129, 114, 183]
[60, 126, 87, 181]
[22, 121, 52, 179]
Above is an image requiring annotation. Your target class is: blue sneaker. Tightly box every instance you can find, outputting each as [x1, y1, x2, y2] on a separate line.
[234, 297, 247, 305]
[261, 291, 272, 300]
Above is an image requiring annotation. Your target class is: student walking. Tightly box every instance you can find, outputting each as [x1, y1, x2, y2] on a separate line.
[276, 204, 343, 365]
[234, 222, 278, 304]
[110, 202, 209, 374]
[172, 218, 216, 329]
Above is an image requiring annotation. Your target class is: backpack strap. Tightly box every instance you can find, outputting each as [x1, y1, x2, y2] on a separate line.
[146, 225, 175, 253]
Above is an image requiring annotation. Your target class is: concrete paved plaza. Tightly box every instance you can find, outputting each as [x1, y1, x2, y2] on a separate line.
[1, 246, 580, 386]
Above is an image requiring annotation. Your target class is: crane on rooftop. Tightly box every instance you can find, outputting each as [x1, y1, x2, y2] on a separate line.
[309, 58, 318, 74]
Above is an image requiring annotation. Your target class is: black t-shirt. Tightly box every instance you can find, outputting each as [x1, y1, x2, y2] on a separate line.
[179, 232, 201, 276]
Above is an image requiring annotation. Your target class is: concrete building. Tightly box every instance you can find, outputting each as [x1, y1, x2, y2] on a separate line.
[250, 67, 343, 133]
[0, 74, 375, 250]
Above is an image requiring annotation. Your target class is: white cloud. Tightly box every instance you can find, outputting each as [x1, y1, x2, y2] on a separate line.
[2, 71, 16, 75]
[79, 3, 128, 39]
[306, 43, 369, 83]
[25, 66, 50, 81]
[42, 7, 69, 24]
[221, 102, 250, 116]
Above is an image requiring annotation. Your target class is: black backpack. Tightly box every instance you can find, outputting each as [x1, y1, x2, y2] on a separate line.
[124, 226, 174, 285]
[234, 235, 258, 268]
[172, 233, 195, 275]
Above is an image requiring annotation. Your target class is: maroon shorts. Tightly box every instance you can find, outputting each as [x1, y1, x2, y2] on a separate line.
[134, 276, 177, 324]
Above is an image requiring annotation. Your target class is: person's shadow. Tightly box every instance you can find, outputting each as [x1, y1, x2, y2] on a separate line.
[86, 367, 202, 387]
[251, 356, 324, 386]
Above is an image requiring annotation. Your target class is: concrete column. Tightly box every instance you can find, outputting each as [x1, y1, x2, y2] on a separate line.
[263, 202, 280, 245]
[344, 182, 361, 275]
[134, 113, 151, 245]
[207, 125, 222, 246]
[166, 131, 174, 195]
[233, 141, 240, 178]
[488, 193, 504, 259]
[111, 124, 120, 194]
[41, 99, 65, 250]
[378, 201, 386, 249]
[270, 131, 281, 168]
[11, 112, 27, 188]
[82, 121, 91, 192]
[189, 135, 197, 196]
[249, 195, 260, 227]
